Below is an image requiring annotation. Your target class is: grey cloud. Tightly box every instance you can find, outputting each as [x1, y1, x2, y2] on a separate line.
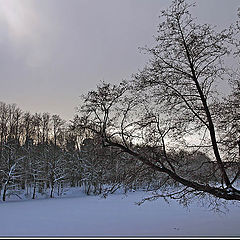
[0, 0, 238, 120]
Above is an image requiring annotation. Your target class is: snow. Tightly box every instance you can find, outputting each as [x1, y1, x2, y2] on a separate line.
[0, 189, 239, 237]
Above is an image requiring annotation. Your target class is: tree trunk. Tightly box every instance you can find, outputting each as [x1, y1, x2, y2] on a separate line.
[50, 184, 54, 198]
[2, 183, 7, 201]
[32, 182, 36, 199]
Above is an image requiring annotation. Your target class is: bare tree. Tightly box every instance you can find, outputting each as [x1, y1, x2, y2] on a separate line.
[76, 0, 240, 204]
[0, 145, 25, 201]
[216, 76, 240, 186]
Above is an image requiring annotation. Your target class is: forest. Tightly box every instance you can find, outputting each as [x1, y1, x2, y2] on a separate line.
[0, 101, 181, 201]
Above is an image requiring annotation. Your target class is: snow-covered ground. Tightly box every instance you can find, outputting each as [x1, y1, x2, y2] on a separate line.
[0, 189, 239, 237]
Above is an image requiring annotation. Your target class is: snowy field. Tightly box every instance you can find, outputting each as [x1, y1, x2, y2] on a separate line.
[0, 189, 239, 237]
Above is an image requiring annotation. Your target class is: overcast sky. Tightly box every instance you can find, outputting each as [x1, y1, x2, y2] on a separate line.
[0, 0, 239, 121]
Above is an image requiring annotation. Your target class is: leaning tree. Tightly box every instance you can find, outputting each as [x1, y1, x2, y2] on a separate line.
[76, 0, 240, 205]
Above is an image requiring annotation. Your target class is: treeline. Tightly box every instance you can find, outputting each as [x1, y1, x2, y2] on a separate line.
[0, 101, 161, 201]
[1, 100, 229, 201]
[0, 101, 225, 202]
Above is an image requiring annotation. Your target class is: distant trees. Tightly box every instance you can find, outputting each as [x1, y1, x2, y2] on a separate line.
[78, 136, 150, 196]
[76, 0, 240, 204]
[0, 104, 72, 200]
[0, 101, 156, 201]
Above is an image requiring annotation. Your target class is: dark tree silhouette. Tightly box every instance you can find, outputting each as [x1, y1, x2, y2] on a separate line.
[76, 0, 240, 203]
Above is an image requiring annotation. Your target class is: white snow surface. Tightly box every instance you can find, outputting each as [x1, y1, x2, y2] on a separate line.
[0, 189, 239, 237]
